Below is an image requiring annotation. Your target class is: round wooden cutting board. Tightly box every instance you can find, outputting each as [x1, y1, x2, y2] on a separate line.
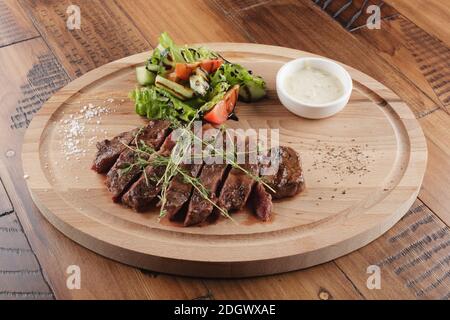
[22, 43, 427, 277]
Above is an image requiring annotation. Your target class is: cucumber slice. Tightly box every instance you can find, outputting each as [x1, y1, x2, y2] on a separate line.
[136, 66, 155, 86]
[239, 81, 266, 102]
[155, 75, 194, 100]
[146, 64, 160, 72]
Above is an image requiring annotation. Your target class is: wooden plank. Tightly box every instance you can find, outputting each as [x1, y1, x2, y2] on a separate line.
[353, 15, 448, 114]
[312, 0, 399, 31]
[384, 0, 450, 49]
[0, 209, 53, 300]
[209, 0, 437, 116]
[418, 110, 450, 226]
[0, 0, 39, 47]
[115, 0, 247, 45]
[20, 0, 151, 78]
[335, 199, 450, 299]
[204, 262, 363, 299]
[0, 37, 67, 299]
[0, 177, 13, 214]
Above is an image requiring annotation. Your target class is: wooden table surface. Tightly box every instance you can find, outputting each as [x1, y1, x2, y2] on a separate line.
[0, 0, 449, 300]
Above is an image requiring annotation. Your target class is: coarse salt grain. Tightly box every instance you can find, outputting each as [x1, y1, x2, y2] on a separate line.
[59, 102, 114, 158]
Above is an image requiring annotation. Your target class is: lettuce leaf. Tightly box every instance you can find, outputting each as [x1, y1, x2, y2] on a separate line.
[211, 63, 264, 87]
[158, 32, 185, 63]
[129, 86, 197, 123]
[210, 63, 266, 101]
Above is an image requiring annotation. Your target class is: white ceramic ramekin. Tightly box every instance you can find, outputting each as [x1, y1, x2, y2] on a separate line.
[276, 57, 353, 119]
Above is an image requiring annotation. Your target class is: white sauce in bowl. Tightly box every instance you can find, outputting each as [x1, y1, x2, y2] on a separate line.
[284, 66, 344, 104]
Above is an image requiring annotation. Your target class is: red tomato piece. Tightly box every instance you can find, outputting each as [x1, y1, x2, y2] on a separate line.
[203, 85, 239, 125]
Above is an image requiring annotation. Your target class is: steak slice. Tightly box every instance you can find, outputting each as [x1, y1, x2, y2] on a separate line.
[262, 146, 305, 199]
[163, 162, 203, 220]
[122, 134, 177, 212]
[105, 120, 171, 202]
[217, 137, 259, 212]
[184, 127, 229, 226]
[250, 182, 273, 221]
[162, 124, 216, 221]
[134, 120, 172, 150]
[184, 163, 228, 226]
[92, 128, 139, 173]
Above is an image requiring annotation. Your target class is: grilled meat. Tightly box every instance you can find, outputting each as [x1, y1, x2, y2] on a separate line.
[184, 127, 229, 226]
[217, 138, 258, 212]
[122, 134, 176, 212]
[250, 182, 273, 221]
[105, 120, 171, 202]
[262, 146, 305, 199]
[92, 128, 139, 173]
[184, 163, 228, 226]
[162, 124, 216, 221]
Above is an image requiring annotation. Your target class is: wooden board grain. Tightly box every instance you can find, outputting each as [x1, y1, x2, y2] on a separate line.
[20, 0, 151, 78]
[335, 199, 450, 299]
[312, 0, 399, 31]
[352, 16, 447, 114]
[114, 0, 247, 45]
[0, 0, 39, 47]
[384, 0, 450, 49]
[22, 44, 427, 277]
[0, 38, 69, 299]
[418, 110, 450, 225]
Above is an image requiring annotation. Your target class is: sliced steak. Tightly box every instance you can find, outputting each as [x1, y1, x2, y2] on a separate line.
[134, 120, 172, 150]
[217, 137, 259, 212]
[250, 182, 273, 221]
[184, 127, 228, 226]
[163, 163, 203, 220]
[122, 134, 177, 212]
[92, 128, 139, 173]
[163, 124, 216, 220]
[106, 149, 143, 202]
[262, 146, 305, 199]
[105, 120, 171, 202]
[184, 163, 228, 226]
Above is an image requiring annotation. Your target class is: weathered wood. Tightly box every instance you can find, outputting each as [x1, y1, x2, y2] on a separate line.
[20, 0, 151, 78]
[115, 0, 247, 45]
[0, 38, 68, 299]
[418, 110, 450, 226]
[335, 199, 450, 299]
[0, 0, 39, 47]
[0, 177, 13, 214]
[312, 0, 399, 31]
[353, 16, 448, 114]
[385, 0, 450, 49]
[204, 262, 363, 299]
[0, 208, 53, 300]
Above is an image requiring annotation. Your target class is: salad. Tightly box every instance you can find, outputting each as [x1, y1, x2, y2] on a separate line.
[130, 33, 266, 124]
